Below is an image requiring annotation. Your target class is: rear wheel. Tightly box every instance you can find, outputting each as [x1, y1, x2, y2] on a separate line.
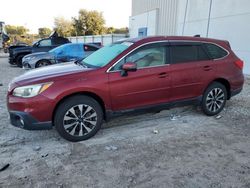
[36, 60, 51, 68]
[54, 95, 103, 142]
[201, 82, 227, 116]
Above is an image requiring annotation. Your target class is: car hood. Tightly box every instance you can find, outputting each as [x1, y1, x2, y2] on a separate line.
[24, 52, 52, 59]
[12, 46, 32, 53]
[13, 62, 93, 84]
[25, 52, 48, 57]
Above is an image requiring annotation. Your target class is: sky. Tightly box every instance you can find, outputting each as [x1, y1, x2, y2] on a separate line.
[0, 0, 132, 34]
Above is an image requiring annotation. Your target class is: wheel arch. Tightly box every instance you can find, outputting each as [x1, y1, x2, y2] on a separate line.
[206, 78, 231, 100]
[52, 91, 106, 126]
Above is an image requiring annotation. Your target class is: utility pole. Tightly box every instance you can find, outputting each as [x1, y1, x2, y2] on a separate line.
[206, 0, 213, 37]
[182, 0, 189, 36]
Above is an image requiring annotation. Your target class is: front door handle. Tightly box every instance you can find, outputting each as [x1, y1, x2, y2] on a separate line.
[203, 65, 212, 71]
[158, 72, 168, 78]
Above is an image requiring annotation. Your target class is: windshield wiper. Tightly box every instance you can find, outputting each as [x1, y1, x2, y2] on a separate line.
[74, 60, 88, 68]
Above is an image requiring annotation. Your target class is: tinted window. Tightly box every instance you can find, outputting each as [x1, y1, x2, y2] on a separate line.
[112, 46, 166, 71]
[204, 43, 228, 59]
[39, 39, 52, 47]
[84, 45, 99, 51]
[53, 37, 70, 45]
[171, 44, 210, 63]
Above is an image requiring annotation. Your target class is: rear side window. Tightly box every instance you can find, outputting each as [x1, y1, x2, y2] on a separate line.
[204, 43, 228, 59]
[170, 44, 210, 63]
[84, 45, 99, 51]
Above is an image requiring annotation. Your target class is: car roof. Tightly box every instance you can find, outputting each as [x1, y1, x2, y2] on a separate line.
[122, 36, 227, 45]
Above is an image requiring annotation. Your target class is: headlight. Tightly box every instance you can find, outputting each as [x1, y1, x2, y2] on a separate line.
[24, 56, 35, 61]
[13, 82, 53, 98]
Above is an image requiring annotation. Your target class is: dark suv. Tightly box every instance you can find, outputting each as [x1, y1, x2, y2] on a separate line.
[8, 32, 70, 67]
[7, 36, 244, 142]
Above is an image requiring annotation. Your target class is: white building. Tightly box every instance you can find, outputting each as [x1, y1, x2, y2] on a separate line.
[130, 0, 250, 74]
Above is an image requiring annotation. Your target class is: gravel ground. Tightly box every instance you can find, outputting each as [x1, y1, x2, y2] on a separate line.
[0, 55, 250, 188]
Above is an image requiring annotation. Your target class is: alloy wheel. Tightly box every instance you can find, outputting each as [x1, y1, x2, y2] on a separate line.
[63, 104, 97, 137]
[206, 88, 225, 113]
[38, 61, 49, 67]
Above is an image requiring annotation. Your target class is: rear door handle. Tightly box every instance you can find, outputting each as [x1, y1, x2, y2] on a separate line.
[158, 72, 168, 78]
[203, 65, 212, 71]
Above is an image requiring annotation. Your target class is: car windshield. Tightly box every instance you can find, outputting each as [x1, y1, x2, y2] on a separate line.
[81, 42, 133, 68]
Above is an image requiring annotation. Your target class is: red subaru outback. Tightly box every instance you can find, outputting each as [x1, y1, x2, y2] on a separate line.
[7, 36, 244, 142]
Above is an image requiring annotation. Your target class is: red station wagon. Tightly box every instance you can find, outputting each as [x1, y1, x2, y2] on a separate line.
[7, 36, 244, 142]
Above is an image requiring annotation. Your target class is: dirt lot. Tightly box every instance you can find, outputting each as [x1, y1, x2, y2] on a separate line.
[0, 55, 250, 188]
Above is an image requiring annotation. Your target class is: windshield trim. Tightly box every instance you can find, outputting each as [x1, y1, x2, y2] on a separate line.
[106, 40, 169, 73]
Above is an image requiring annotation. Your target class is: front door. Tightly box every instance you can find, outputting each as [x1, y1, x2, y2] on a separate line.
[108, 43, 171, 111]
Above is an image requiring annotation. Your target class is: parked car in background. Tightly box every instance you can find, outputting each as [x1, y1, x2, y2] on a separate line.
[22, 43, 100, 69]
[7, 36, 244, 142]
[9, 32, 71, 67]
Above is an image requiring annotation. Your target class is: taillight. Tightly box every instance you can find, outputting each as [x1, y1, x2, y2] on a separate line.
[234, 60, 244, 70]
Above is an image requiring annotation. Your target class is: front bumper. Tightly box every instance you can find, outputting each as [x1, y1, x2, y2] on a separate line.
[22, 60, 32, 69]
[9, 111, 52, 130]
[8, 57, 16, 65]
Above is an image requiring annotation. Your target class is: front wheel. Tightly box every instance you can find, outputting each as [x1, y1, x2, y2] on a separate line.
[54, 95, 103, 142]
[201, 82, 227, 116]
[16, 55, 25, 67]
[36, 60, 51, 68]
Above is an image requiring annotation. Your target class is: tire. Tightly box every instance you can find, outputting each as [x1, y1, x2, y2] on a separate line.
[16, 55, 25, 68]
[36, 60, 51, 68]
[201, 82, 227, 116]
[54, 95, 103, 142]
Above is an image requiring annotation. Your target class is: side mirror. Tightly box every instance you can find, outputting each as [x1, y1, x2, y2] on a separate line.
[121, 62, 137, 77]
[34, 42, 39, 47]
[122, 62, 137, 72]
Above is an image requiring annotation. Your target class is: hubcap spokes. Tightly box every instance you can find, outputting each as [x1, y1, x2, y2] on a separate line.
[39, 62, 48, 67]
[63, 104, 97, 137]
[206, 88, 225, 112]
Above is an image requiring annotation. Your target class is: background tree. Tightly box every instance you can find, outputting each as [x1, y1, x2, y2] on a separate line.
[5, 25, 29, 36]
[38, 27, 52, 38]
[4, 25, 35, 45]
[106, 27, 115, 34]
[113, 27, 129, 34]
[54, 17, 74, 37]
[72, 9, 105, 35]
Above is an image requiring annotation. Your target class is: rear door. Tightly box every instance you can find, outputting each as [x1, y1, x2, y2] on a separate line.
[169, 42, 212, 101]
[108, 42, 171, 111]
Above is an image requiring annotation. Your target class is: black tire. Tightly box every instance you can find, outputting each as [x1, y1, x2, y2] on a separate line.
[36, 60, 51, 68]
[16, 55, 25, 67]
[54, 95, 103, 142]
[201, 82, 227, 116]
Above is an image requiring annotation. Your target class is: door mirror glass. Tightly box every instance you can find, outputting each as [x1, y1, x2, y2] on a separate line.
[122, 62, 137, 72]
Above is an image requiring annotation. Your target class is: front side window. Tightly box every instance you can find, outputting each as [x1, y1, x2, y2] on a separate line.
[112, 45, 166, 71]
[170, 44, 210, 64]
[204, 43, 228, 59]
[39, 39, 52, 47]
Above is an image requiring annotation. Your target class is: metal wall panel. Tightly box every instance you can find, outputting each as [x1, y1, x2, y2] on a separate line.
[132, 0, 178, 35]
